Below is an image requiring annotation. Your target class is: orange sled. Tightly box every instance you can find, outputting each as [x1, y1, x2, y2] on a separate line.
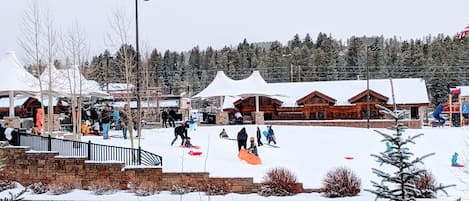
[238, 149, 261, 165]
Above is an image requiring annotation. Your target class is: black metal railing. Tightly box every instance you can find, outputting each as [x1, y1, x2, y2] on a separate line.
[13, 132, 162, 166]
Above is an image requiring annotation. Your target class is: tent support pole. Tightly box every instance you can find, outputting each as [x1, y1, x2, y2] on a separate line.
[9, 91, 14, 117]
[255, 96, 259, 112]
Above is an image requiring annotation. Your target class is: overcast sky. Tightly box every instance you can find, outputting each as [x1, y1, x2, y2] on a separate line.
[2, 0, 469, 62]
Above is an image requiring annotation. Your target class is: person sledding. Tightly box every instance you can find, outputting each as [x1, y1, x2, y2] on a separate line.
[451, 152, 464, 167]
[219, 128, 229, 139]
[171, 121, 189, 146]
[247, 137, 258, 156]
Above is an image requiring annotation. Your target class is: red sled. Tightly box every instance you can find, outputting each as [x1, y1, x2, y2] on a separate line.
[344, 156, 354, 160]
[452, 164, 464, 167]
[188, 150, 202, 156]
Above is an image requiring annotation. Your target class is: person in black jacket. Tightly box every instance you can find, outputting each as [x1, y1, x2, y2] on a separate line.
[237, 127, 248, 151]
[256, 126, 263, 146]
[171, 122, 189, 146]
[168, 109, 176, 127]
[161, 110, 169, 128]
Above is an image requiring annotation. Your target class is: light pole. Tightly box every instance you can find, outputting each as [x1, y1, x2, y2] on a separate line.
[366, 45, 380, 129]
[135, 0, 148, 150]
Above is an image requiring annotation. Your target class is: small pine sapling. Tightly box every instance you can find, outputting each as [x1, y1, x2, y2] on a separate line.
[366, 104, 453, 201]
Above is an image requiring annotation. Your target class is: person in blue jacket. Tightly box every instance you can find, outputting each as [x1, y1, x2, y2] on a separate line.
[267, 125, 277, 145]
[452, 152, 460, 166]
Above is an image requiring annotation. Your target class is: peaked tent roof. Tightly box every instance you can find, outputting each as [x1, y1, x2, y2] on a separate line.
[40, 65, 108, 97]
[192, 70, 286, 98]
[192, 71, 237, 98]
[0, 52, 39, 96]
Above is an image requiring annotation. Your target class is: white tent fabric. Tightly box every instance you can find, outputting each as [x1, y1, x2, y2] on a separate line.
[192, 71, 237, 98]
[0, 51, 40, 117]
[192, 71, 285, 98]
[235, 71, 286, 97]
[40, 65, 108, 97]
[0, 52, 39, 96]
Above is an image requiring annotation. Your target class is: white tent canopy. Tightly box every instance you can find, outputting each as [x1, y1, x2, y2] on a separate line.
[0, 52, 39, 96]
[192, 71, 237, 98]
[40, 65, 108, 97]
[192, 70, 286, 112]
[0, 51, 40, 117]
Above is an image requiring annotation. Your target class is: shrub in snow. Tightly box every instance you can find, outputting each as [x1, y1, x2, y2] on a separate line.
[88, 181, 116, 195]
[0, 188, 27, 201]
[412, 169, 452, 198]
[0, 179, 15, 192]
[322, 167, 361, 198]
[258, 167, 298, 197]
[367, 105, 453, 201]
[48, 183, 73, 195]
[127, 181, 158, 196]
[170, 184, 197, 195]
[29, 182, 49, 194]
[206, 183, 229, 195]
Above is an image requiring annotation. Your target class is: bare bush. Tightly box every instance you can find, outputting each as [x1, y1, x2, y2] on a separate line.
[127, 181, 158, 196]
[206, 183, 229, 195]
[322, 167, 361, 198]
[0, 173, 15, 192]
[48, 183, 73, 195]
[29, 182, 49, 194]
[170, 184, 197, 195]
[88, 181, 117, 195]
[258, 167, 298, 197]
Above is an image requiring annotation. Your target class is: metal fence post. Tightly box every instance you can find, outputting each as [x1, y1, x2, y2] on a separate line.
[138, 146, 142, 165]
[16, 131, 21, 146]
[87, 140, 91, 160]
[47, 135, 51, 151]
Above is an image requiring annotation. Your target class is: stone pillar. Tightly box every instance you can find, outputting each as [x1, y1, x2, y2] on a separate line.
[252, 112, 264, 125]
[216, 112, 229, 125]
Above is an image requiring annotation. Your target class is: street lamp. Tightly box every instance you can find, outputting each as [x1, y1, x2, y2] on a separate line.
[366, 45, 380, 129]
[135, 0, 148, 151]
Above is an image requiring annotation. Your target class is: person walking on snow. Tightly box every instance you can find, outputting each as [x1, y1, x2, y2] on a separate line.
[256, 126, 263, 146]
[161, 110, 168, 128]
[237, 127, 248, 151]
[267, 125, 277, 145]
[171, 122, 189, 146]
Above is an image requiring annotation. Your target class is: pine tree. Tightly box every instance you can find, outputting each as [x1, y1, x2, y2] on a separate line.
[367, 104, 434, 200]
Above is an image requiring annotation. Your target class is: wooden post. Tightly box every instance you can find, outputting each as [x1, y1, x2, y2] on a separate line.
[449, 94, 453, 127]
[460, 95, 463, 126]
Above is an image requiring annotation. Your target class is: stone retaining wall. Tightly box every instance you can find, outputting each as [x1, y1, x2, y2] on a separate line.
[1, 146, 301, 194]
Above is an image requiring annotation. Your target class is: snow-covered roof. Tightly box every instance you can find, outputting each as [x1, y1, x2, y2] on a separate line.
[192, 71, 237, 98]
[0, 51, 39, 96]
[112, 99, 179, 109]
[0, 96, 29, 107]
[456, 86, 469, 97]
[107, 83, 135, 91]
[223, 78, 429, 108]
[40, 65, 108, 97]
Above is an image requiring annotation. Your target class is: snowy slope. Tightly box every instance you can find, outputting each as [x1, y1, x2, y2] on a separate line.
[1, 125, 467, 201]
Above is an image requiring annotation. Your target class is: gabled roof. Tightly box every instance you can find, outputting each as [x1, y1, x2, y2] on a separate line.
[223, 78, 429, 109]
[297, 91, 336, 105]
[348, 89, 389, 104]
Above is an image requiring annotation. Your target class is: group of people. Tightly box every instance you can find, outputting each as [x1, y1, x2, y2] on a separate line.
[161, 109, 177, 128]
[220, 125, 277, 157]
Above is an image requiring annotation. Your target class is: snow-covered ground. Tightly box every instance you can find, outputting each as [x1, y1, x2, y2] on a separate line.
[2, 124, 468, 201]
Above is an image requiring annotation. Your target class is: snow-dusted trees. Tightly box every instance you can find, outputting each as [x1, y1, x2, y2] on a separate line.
[367, 104, 453, 200]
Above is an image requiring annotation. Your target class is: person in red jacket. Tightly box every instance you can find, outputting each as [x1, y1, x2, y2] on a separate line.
[35, 108, 43, 135]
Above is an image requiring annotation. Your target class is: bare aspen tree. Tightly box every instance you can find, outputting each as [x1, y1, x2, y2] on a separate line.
[44, 10, 58, 137]
[108, 10, 137, 150]
[61, 23, 89, 141]
[19, 2, 49, 135]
